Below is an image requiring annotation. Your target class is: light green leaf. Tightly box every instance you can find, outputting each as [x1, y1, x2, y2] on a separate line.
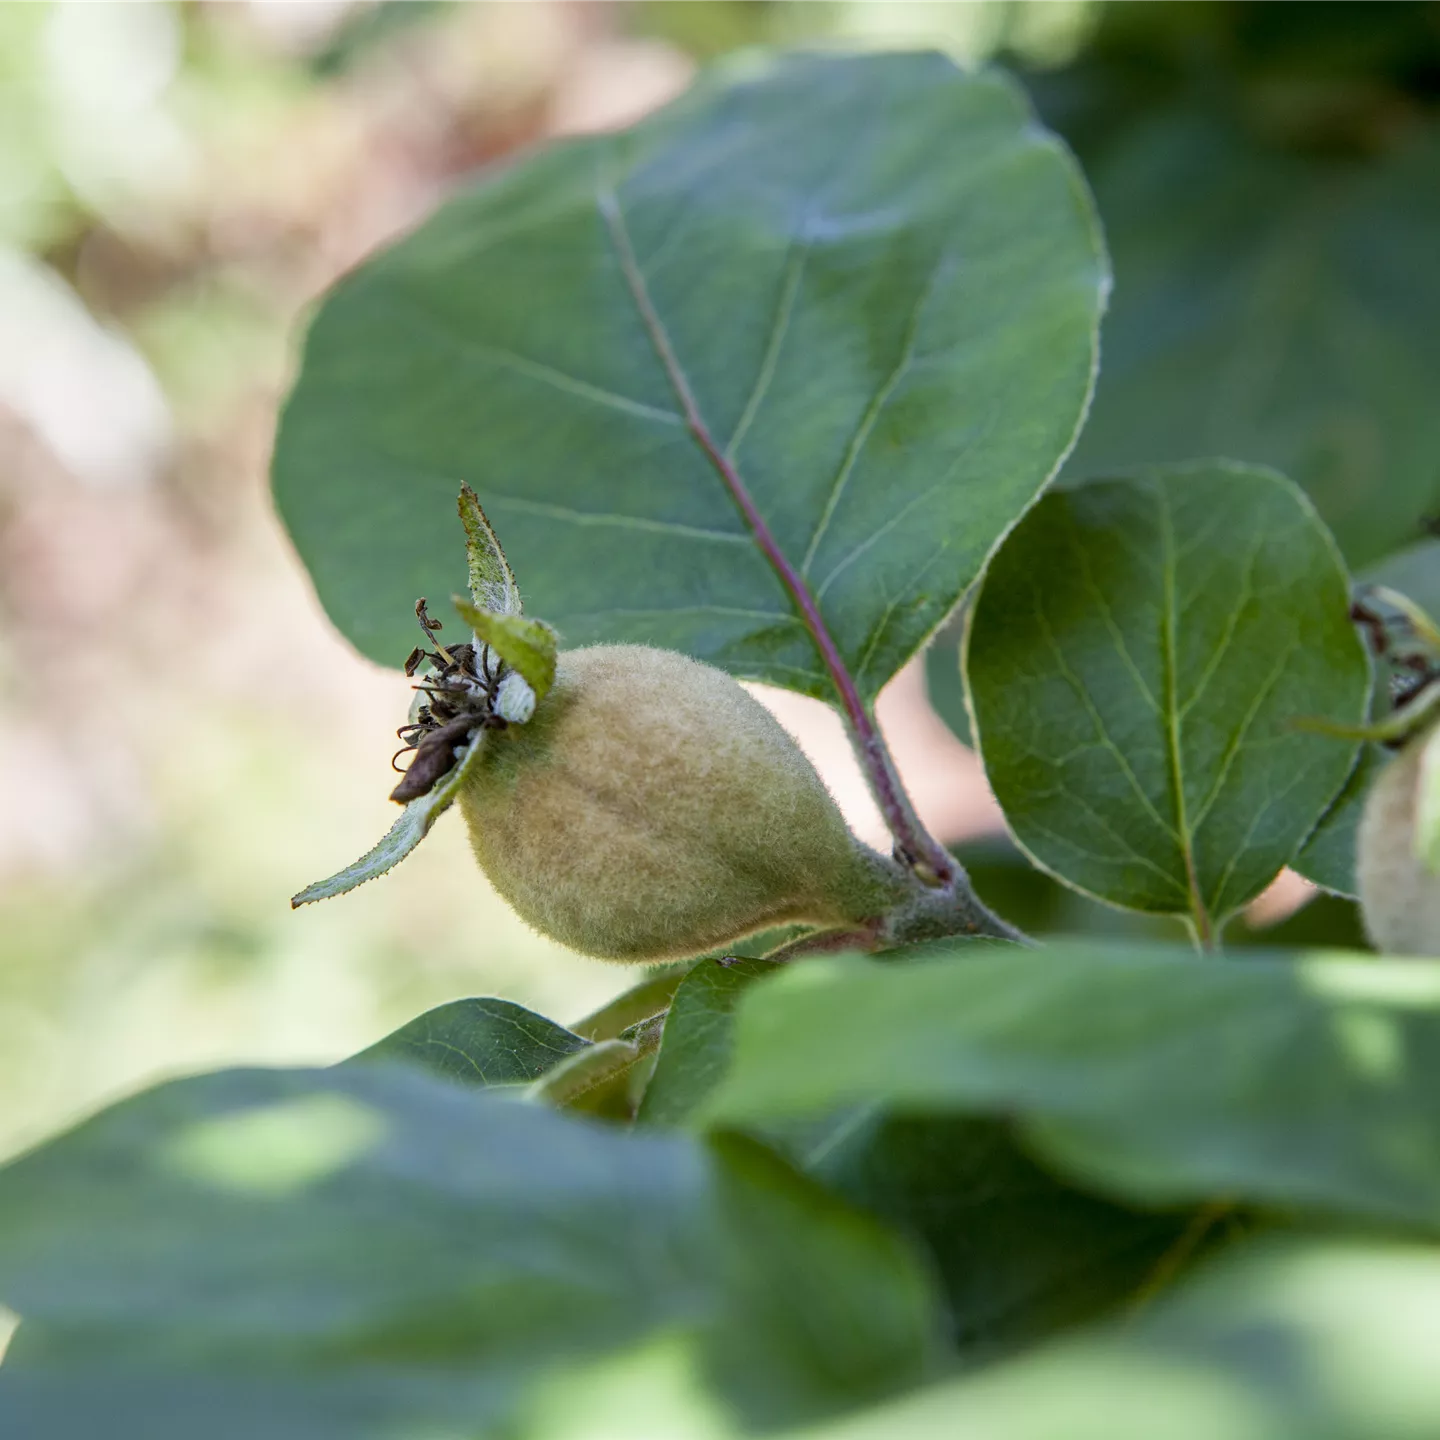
[636, 956, 1200, 1364]
[1066, 110, 1440, 570]
[571, 962, 696, 1041]
[0, 1067, 941, 1437]
[290, 721, 487, 906]
[639, 956, 775, 1126]
[272, 51, 1106, 700]
[525, 1038, 641, 1113]
[459, 482, 521, 615]
[806, 1236, 1440, 1440]
[966, 462, 1370, 931]
[453, 596, 558, 703]
[704, 940, 1440, 1233]
[344, 997, 588, 1087]
[789, 1112, 1206, 1368]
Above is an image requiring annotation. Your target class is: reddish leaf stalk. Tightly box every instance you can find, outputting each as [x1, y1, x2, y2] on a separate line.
[600, 189, 956, 890]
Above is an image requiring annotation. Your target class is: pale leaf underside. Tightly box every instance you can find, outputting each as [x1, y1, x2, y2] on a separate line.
[291, 726, 489, 906]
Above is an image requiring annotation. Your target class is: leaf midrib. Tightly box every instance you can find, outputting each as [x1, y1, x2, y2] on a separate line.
[1156, 484, 1213, 944]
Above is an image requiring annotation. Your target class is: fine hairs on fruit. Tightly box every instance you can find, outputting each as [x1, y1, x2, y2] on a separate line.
[459, 644, 911, 962]
[1357, 718, 1440, 957]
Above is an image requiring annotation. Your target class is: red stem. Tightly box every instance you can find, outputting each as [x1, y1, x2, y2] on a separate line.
[601, 191, 955, 887]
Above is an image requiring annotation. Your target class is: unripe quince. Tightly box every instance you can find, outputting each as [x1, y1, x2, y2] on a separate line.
[459, 644, 908, 961]
[1357, 719, 1440, 957]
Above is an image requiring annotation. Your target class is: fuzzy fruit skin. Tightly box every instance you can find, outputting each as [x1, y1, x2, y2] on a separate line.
[1357, 723, 1440, 956]
[458, 644, 907, 961]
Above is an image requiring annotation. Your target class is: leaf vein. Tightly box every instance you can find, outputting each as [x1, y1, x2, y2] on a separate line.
[485, 494, 750, 545]
[390, 296, 683, 426]
[1187, 647, 1296, 839]
[800, 254, 948, 576]
[1033, 595, 1184, 846]
[726, 238, 808, 461]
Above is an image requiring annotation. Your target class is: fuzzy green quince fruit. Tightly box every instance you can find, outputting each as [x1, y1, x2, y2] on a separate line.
[1357, 718, 1440, 957]
[459, 644, 907, 961]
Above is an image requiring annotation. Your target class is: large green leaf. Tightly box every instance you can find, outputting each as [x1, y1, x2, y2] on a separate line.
[966, 463, 1370, 932]
[636, 955, 1200, 1365]
[1065, 111, 1440, 570]
[344, 996, 589, 1087]
[704, 941, 1440, 1232]
[639, 956, 775, 1126]
[272, 51, 1106, 700]
[0, 1066, 941, 1437]
[794, 1112, 1205, 1366]
[806, 1236, 1440, 1440]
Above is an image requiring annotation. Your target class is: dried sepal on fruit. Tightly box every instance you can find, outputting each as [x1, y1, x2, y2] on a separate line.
[293, 488, 540, 906]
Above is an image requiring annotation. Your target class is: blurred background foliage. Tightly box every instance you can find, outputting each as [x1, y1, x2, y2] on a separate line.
[0, 0, 1435, 1161]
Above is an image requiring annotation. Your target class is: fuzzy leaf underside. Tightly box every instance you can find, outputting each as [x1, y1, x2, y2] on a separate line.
[271, 51, 1107, 702]
[290, 725, 488, 906]
[458, 483, 521, 616]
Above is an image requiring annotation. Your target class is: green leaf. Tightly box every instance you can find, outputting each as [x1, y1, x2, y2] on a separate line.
[922, 612, 972, 748]
[1366, 537, 1440, 624]
[966, 463, 1370, 931]
[952, 834, 1364, 948]
[1292, 743, 1384, 898]
[458, 482, 521, 615]
[571, 961, 696, 1041]
[343, 997, 588, 1087]
[635, 953, 1199, 1364]
[703, 1131, 943, 1425]
[290, 716, 488, 906]
[792, 1113, 1207, 1367]
[639, 956, 775, 1126]
[525, 1038, 642, 1115]
[704, 941, 1440, 1233]
[1066, 110, 1440, 570]
[272, 51, 1106, 699]
[453, 597, 557, 702]
[806, 1236, 1440, 1440]
[0, 1066, 941, 1437]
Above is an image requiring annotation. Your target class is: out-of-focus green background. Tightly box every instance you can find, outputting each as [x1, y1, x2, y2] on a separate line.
[4, 0, 1436, 1165]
